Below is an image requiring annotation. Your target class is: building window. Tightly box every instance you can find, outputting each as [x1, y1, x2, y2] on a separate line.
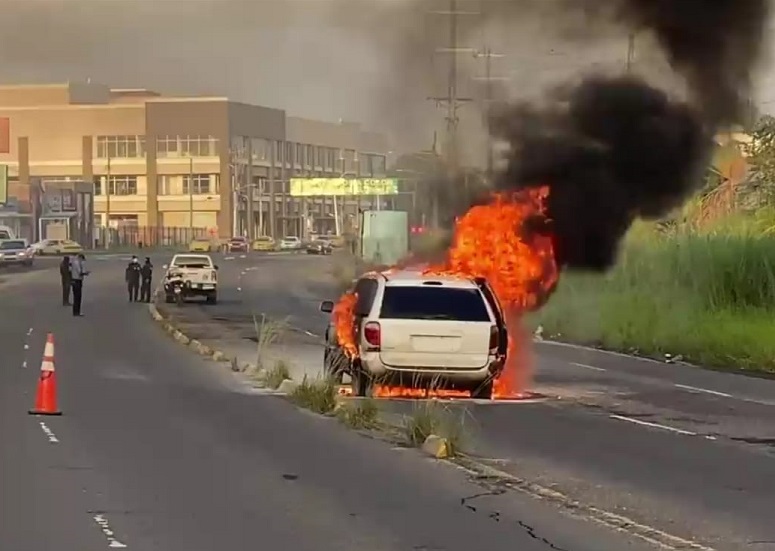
[295, 143, 304, 166]
[96, 136, 146, 158]
[156, 136, 217, 157]
[180, 135, 217, 157]
[371, 154, 386, 177]
[156, 136, 178, 157]
[251, 138, 270, 162]
[305, 144, 314, 165]
[183, 174, 218, 194]
[95, 175, 138, 195]
[285, 142, 293, 165]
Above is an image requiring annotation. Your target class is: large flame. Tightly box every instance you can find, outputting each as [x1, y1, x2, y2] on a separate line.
[330, 187, 558, 399]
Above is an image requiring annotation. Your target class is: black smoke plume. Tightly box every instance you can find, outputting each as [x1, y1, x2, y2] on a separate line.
[489, 0, 769, 271]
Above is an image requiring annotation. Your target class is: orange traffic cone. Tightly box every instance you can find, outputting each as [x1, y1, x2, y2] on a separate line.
[28, 333, 62, 416]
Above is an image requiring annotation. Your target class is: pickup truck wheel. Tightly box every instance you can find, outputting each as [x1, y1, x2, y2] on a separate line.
[471, 379, 494, 400]
[350, 361, 373, 397]
[205, 292, 218, 304]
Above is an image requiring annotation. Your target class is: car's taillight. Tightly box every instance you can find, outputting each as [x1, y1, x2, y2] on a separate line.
[489, 325, 499, 354]
[211, 270, 217, 280]
[363, 322, 381, 349]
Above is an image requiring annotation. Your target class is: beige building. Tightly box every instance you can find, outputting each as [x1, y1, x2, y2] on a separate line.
[0, 82, 389, 241]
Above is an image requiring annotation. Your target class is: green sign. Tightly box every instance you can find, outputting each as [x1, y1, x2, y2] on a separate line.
[0, 165, 7, 205]
[290, 177, 399, 197]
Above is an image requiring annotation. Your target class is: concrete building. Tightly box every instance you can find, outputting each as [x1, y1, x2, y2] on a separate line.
[0, 82, 389, 242]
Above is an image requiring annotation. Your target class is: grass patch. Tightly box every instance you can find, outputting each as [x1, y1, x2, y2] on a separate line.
[290, 376, 338, 414]
[253, 314, 289, 369]
[264, 359, 292, 390]
[402, 401, 469, 455]
[336, 399, 379, 429]
[533, 228, 775, 374]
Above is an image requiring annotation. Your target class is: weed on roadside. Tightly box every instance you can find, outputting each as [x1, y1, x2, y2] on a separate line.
[290, 376, 338, 414]
[264, 359, 292, 390]
[253, 314, 289, 369]
[337, 399, 379, 429]
[403, 401, 469, 456]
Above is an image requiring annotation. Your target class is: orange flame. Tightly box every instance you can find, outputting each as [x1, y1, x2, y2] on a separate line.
[329, 186, 558, 399]
[333, 291, 358, 359]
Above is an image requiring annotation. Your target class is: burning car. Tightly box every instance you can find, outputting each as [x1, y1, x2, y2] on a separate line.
[320, 269, 508, 399]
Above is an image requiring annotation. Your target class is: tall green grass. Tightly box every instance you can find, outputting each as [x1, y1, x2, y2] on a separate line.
[533, 220, 775, 374]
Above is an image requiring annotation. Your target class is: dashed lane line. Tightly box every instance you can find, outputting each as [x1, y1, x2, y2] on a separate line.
[569, 362, 606, 372]
[609, 414, 698, 437]
[674, 384, 733, 399]
[93, 514, 128, 548]
[38, 421, 60, 443]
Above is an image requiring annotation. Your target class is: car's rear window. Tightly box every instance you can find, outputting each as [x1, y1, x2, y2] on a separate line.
[379, 286, 491, 322]
[0, 240, 26, 250]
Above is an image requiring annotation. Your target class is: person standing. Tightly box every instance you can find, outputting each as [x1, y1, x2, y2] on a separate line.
[70, 253, 88, 317]
[59, 255, 72, 306]
[140, 257, 153, 303]
[125, 255, 142, 302]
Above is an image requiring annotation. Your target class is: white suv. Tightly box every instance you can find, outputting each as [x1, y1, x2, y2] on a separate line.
[320, 269, 508, 399]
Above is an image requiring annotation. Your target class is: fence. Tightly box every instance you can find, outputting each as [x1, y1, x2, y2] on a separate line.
[93, 226, 209, 250]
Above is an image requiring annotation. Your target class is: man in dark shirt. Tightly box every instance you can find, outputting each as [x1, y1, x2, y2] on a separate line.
[140, 257, 153, 303]
[59, 256, 71, 306]
[125, 256, 142, 302]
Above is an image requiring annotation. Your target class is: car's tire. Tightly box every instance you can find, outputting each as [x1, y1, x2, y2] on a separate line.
[205, 292, 217, 304]
[350, 360, 373, 397]
[471, 379, 494, 400]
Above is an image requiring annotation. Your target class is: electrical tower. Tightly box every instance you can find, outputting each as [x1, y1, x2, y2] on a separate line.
[427, 0, 479, 174]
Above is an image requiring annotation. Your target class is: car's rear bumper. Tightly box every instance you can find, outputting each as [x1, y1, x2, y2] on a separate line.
[361, 355, 503, 387]
[0, 258, 33, 266]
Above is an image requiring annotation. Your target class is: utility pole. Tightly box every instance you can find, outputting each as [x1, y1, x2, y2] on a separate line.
[427, 0, 478, 226]
[472, 48, 507, 179]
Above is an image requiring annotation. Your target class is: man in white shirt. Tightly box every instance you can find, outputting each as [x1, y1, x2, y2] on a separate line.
[69, 253, 89, 316]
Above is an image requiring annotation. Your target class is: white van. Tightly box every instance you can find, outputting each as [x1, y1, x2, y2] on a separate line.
[0, 225, 17, 240]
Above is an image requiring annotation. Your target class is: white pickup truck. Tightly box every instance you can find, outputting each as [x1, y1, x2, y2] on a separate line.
[162, 254, 219, 304]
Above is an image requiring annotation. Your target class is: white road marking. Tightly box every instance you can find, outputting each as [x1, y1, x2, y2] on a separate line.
[674, 384, 733, 398]
[239, 254, 247, 258]
[570, 362, 606, 372]
[609, 414, 697, 436]
[27, 327, 33, 336]
[224, 256, 235, 260]
[93, 514, 128, 548]
[23, 343, 29, 350]
[21, 360, 27, 368]
[303, 330, 320, 338]
[237, 287, 242, 292]
[38, 422, 59, 443]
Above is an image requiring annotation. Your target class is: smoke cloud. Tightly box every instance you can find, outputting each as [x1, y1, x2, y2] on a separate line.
[488, 0, 769, 271]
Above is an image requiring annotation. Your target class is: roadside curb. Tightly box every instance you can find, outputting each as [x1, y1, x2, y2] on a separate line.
[147, 301, 276, 386]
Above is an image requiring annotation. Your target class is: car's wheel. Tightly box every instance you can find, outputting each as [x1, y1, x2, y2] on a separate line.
[471, 379, 494, 400]
[350, 360, 373, 397]
[205, 292, 217, 304]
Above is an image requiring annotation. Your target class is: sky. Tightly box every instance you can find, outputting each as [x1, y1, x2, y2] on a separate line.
[1, 0, 772, 157]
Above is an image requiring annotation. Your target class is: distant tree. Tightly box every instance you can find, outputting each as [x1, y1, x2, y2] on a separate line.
[745, 115, 775, 204]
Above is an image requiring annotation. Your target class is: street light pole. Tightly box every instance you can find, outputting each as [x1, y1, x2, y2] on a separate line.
[188, 156, 194, 234]
[105, 155, 111, 249]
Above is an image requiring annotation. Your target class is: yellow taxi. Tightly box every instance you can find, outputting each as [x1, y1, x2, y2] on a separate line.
[31, 239, 84, 256]
[328, 235, 346, 248]
[251, 236, 276, 252]
[188, 238, 215, 252]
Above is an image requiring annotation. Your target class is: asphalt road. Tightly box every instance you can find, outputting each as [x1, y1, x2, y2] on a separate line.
[0, 254, 656, 550]
[180, 252, 775, 550]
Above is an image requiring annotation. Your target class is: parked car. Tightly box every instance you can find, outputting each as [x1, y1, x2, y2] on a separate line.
[320, 270, 508, 399]
[279, 236, 302, 251]
[0, 239, 34, 267]
[227, 236, 249, 253]
[30, 239, 83, 256]
[188, 238, 215, 252]
[251, 236, 277, 252]
[305, 239, 333, 255]
[162, 254, 219, 304]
